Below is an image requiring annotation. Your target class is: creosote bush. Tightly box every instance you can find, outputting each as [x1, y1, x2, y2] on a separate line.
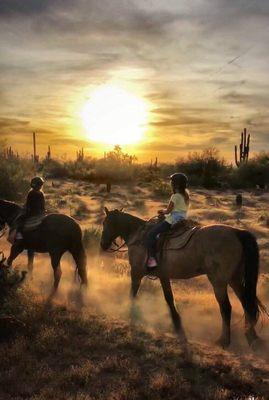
[83, 226, 102, 253]
[0, 146, 33, 201]
[1, 144, 269, 195]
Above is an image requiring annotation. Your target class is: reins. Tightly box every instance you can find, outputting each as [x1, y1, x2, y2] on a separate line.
[0, 227, 7, 239]
[104, 216, 159, 253]
[106, 240, 128, 253]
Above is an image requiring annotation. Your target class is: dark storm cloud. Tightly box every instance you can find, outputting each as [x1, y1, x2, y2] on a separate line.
[0, 0, 73, 17]
[0, 0, 179, 38]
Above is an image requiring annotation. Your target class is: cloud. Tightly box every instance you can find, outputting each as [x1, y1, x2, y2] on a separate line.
[221, 91, 269, 107]
[0, 0, 269, 160]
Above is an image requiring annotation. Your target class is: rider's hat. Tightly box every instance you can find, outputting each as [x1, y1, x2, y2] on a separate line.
[31, 176, 44, 189]
[169, 173, 188, 187]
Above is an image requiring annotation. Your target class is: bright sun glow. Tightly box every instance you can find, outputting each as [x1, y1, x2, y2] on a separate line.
[80, 85, 148, 145]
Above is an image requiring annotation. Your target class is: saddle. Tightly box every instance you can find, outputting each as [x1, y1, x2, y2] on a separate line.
[144, 218, 200, 251]
[23, 214, 45, 232]
[7, 214, 46, 244]
[158, 220, 200, 251]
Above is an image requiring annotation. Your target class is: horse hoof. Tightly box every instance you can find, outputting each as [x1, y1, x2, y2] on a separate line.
[215, 337, 230, 349]
[177, 332, 188, 346]
[250, 337, 266, 353]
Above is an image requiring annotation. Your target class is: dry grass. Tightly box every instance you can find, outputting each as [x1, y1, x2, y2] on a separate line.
[0, 287, 268, 400]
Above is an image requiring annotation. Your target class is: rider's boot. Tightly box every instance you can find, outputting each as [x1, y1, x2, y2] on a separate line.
[147, 256, 158, 271]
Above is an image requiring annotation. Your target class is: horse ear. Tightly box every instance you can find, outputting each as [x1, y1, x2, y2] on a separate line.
[104, 206, 109, 216]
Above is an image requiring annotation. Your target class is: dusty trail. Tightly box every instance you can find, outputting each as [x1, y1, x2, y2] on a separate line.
[7, 244, 268, 356]
[1, 184, 269, 398]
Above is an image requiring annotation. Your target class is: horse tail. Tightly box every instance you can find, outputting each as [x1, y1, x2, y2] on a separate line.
[236, 230, 267, 325]
[70, 226, 88, 286]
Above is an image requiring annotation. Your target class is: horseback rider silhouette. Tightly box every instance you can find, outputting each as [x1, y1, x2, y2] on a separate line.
[8, 176, 45, 260]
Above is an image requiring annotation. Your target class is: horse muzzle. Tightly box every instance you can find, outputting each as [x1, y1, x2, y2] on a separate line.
[100, 240, 111, 251]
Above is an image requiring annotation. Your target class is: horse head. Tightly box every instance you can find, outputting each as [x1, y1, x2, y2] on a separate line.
[100, 207, 123, 250]
[0, 199, 22, 227]
[100, 207, 145, 250]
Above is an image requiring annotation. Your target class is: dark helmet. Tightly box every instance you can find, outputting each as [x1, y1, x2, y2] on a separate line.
[170, 173, 188, 187]
[31, 176, 44, 189]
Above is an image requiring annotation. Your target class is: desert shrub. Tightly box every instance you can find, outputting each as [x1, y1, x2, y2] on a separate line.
[42, 146, 138, 183]
[43, 159, 69, 178]
[132, 199, 146, 210]
[176, 148, 228, 188]
[93, 145, 137, 182]
[152, 179, 171, 198]
[136, 165, 161, 183]
[230, 152, 269, 188]
[73, 201, 90, 219]
[83, 226, 102, 252]
[0, 149, 33, 201]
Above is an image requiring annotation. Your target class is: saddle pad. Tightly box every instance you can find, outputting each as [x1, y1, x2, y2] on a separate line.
[161, 226, 199, 250]
[23, 215, 45, 232]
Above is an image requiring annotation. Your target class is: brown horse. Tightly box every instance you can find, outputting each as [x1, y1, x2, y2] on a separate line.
[0, 199, 88, 294]
[100, 208, 266, 348]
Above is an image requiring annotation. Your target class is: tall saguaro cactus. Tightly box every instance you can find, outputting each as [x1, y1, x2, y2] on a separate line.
[234, 128, 250, 167]
[76, 148, 84, 162]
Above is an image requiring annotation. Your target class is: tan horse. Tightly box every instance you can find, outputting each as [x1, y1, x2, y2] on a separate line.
[100, 208, 266, 348]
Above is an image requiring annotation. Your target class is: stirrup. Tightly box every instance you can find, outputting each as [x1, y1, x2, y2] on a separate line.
[147, 274, 158, 281]
[146, 265, 158, 280]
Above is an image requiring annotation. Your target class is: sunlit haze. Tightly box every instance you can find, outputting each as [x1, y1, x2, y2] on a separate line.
[80, 85, 148, 145]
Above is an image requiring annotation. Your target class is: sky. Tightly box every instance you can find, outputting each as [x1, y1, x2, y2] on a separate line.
[0, 0, 269, 162]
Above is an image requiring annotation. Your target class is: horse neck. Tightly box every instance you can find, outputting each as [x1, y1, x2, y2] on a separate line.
[118, 213, 145, 243]
[0, 200, 22, 226]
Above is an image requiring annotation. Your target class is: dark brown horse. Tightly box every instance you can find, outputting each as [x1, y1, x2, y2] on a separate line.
[0, 199, 88, 294]
[100, 208, 266, 348]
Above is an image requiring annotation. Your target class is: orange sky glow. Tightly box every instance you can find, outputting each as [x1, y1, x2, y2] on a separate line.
[1, 1, 269, 162]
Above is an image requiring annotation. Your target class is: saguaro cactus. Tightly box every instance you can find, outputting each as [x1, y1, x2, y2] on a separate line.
[32, 132, 39, 164]
[76, 148, 84, 162]
[2, 147, 18, 160]
[235, 128, 250, 167]
[46, 146, 51, 161]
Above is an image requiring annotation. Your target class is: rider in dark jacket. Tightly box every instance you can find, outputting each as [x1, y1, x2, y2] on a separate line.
[25, 177, 45, 217]
[7, 177, 45, 258]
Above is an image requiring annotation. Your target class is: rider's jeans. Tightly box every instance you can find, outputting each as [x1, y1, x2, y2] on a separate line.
[145, 221, 171, 258]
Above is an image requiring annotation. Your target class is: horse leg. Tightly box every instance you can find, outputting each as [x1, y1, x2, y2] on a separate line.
[159, 273, 187, 343]
[7, 241, 24, 267]
[230, 279, 259, 346]
[70, 246, 88, 286]
[211, 282, 232, 348]
[129, 273, 142, 324]
[130, 274, 141, 299]
[49, 252, 63, 296]
[27, 250, 34, 278]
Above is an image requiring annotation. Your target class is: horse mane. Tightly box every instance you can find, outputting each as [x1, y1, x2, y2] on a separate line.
[119, 211, 145, 225]
[0, 199, 17, 205]
[108, 209, 145, 242]
[0, 199, 22, 209]
[0, 199, 22, 223]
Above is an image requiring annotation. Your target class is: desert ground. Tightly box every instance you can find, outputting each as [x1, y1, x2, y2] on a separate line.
[0, 180, 269, 399]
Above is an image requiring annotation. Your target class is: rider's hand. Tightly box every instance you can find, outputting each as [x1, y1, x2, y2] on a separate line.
[158, 209, 165, 215]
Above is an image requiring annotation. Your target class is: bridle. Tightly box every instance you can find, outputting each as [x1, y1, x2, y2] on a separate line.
[103, 215, 159, 253]
[0, 215, 7, 239]
[105, 239, 128, 253]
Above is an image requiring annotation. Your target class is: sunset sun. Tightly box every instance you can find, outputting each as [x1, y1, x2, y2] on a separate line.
[80, 85, 148, 145]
